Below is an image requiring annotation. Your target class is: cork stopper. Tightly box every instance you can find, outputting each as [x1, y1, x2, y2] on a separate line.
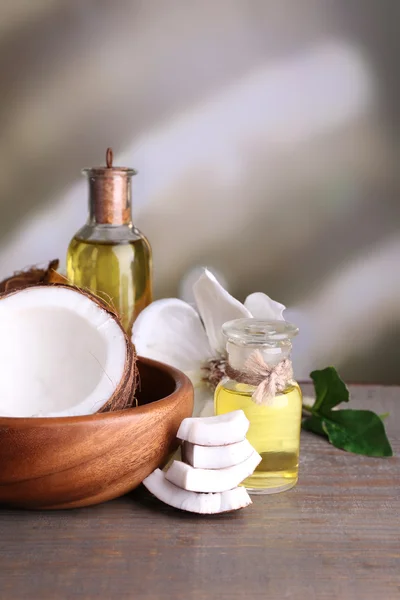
[83, 148, 137, 225]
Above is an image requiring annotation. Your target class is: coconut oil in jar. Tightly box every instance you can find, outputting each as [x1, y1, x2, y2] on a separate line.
[215, 319, 302, 494]
[67, 149, 152, 334]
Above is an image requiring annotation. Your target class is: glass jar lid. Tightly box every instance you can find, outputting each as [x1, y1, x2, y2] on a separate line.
[222, 318, 298, 347]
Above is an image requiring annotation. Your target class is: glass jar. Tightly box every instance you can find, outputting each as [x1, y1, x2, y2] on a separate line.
[214, 318, 302, 494]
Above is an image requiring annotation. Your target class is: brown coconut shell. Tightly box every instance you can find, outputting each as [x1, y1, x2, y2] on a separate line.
[0, 259, 66, 293]
[0, 264, 138, 413]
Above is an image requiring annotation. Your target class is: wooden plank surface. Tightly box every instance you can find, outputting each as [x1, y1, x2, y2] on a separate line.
[0, 385, 399, 600]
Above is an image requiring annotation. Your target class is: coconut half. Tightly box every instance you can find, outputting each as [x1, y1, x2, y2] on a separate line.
[0, 285, 137, 418]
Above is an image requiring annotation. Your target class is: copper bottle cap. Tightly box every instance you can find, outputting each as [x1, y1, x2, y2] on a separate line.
[83, 148, 137, 225]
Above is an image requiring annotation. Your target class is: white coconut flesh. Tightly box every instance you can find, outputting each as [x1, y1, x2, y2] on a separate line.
[165, 450, 261, 493]
[143, 411, 258, 514]
[182, 438, 255, 469]
[176, 410, 250, 446]
[0, 286, 127, 418]
[143, 469, 252, 514]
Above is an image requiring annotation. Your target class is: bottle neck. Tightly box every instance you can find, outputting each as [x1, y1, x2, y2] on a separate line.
[87, 173, 132, 226]
[226, 340, 292, 371]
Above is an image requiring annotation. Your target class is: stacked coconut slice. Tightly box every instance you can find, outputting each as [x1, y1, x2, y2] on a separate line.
[143, 410, 260, 514]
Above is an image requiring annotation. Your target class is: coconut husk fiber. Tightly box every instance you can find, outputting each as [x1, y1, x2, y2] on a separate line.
[0, 261, 138, 414]
[0, 259, 66, 293]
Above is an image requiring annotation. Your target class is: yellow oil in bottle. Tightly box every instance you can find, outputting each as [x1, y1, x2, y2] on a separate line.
[67, 236, 152, 334]
[215, 380, 302, 493]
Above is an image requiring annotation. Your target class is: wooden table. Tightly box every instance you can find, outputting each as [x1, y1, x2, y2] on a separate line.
[0, 385, 399, 600]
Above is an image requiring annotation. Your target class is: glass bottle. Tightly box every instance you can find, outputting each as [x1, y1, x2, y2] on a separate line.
[214, 318, 302, 494]
[66, 148, 152, 334]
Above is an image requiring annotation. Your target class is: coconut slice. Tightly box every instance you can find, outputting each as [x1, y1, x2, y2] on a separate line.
[0, 285, 137, 417]
[177, 410, 249, 446]
[143, 469, 252, 514]
[165, 450, 261, 493]
[182, 438, 255, 469]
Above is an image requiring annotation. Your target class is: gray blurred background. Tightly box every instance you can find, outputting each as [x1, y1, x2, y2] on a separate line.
[0, 0, 399, 382]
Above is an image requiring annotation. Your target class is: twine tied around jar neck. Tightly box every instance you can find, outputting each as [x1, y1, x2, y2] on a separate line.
[225, 350, 293, 406]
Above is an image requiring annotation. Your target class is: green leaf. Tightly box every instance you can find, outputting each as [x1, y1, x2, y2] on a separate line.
[302, 414, 327, 438]
[379, 412, 389, 421]
[311, 367, 349, 415]
[304, 366, 393, 457]
[321, 410, 393, 457]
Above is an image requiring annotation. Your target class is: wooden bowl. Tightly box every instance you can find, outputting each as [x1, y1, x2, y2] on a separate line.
[0, 357, 193, 509]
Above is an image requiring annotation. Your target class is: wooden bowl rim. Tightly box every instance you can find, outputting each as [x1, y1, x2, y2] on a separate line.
[0, 356, 193, 428]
